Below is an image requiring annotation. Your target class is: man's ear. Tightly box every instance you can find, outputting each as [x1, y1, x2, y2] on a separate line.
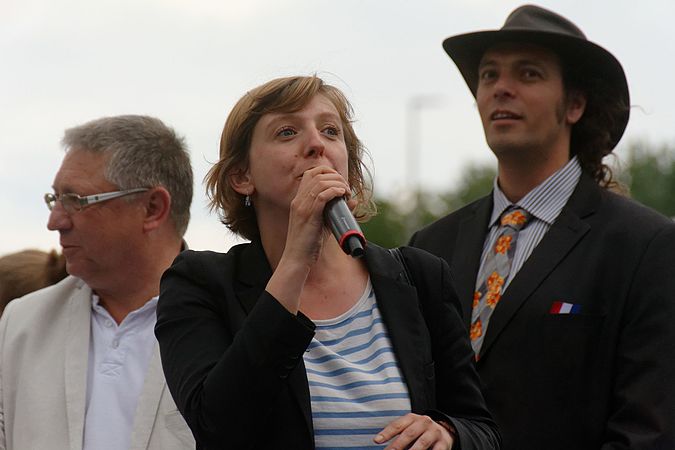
[229, 168, 254, 197]
[142, 187, 172, 232]
[566, 90, 587, 125]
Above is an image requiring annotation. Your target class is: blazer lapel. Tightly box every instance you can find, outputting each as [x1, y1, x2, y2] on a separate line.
[365, 245, 430, 412]
[235, 239, 273, 315]
[452, 196, 493, 327]
[129, 345, 165, 450]
[64, 280, 92, 450]
[479, 176, 598, 358]
[233, 240, 314, 439]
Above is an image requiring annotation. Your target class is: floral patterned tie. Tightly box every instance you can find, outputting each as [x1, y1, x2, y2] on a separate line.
[470, 207, 531, 357]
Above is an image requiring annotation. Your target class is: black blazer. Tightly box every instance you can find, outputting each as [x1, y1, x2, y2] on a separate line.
[155, 240, 500, 449]
[410, 174, 675, 450]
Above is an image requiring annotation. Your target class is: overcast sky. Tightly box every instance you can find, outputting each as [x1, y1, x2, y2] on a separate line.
[2, 0, 673, 255]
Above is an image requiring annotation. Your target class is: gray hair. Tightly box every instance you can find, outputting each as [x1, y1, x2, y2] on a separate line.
[62, 115, 193, 237]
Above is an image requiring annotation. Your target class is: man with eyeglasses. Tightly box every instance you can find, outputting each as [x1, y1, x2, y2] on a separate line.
[0, 115, 196, 450]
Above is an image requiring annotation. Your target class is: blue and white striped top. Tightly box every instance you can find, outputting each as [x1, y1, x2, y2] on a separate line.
[305, 279, 411, 450]
[480, 156, 582, 291]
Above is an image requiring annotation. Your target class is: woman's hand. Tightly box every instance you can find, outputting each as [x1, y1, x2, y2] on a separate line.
[283, 166, 352, 266]
[374, 413, 455, 450]
[266, 166, 352, 314]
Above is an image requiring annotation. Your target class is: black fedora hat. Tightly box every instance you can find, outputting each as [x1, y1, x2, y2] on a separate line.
[443, 4, 630, 149]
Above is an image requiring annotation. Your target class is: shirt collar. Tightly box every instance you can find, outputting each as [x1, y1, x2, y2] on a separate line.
[91, 294, 159, 323]
[490, 156, 582, 226]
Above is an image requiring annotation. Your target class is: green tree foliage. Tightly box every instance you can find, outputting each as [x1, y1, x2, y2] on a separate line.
[619, 141, 675, 218]
[362, 163, 496, 247]
[359, 198, 408, 249]
[363, 140, 675, 249]
[437, 164, 497, 213]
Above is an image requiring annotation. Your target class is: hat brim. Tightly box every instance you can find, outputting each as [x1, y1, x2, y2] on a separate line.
[443, 29, 630, 149]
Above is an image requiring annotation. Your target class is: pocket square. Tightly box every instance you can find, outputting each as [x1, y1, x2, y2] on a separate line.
[550, 301, 581, 314]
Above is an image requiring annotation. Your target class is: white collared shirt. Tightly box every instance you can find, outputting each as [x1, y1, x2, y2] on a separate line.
[83, 295, 159, 450]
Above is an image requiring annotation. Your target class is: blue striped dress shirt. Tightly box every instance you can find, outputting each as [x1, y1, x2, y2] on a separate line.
[478, 157, 582, 291]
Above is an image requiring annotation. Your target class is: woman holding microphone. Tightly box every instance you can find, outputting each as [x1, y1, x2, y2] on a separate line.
[155, 75, 500, 450]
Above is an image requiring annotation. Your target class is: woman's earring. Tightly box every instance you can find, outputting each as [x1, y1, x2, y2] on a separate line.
[244, 194, 251, 207]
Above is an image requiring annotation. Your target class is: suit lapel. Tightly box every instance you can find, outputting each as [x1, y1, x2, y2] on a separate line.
[452, 196, 493, 327]
[129, 345, 165, 450]
[365, 245, 429, 412]
[479, 176, 598, 358]
[235, 239, 273, 315]
[64, 280, 92, 450]
[233, 240, 314, 439]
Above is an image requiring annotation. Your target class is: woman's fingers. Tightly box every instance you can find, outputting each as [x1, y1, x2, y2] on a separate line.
[375, 413, 453, 450]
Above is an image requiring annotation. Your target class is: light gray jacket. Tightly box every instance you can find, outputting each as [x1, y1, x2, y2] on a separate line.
[0, 276, 194, 450]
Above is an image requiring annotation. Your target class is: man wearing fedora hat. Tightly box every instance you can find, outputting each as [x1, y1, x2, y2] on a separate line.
[410, 4, 675, 449]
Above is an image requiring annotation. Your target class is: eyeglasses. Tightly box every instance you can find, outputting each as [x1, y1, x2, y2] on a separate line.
[44, 188, 149, 214]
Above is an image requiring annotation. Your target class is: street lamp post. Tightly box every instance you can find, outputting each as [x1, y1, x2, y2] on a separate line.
[405, 94, 446, 238]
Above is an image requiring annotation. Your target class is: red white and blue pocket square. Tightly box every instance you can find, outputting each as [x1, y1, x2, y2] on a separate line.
[550, 301, 582, 314]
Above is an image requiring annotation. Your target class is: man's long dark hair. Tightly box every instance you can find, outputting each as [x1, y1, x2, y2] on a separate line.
[564, 66, 630, 189]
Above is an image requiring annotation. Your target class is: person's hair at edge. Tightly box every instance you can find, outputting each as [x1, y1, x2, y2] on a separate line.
[0, 249, 68, 314]
[205, 75, 375, 241]
[61, 115, 194, 237]
[562, 60, 630, 189]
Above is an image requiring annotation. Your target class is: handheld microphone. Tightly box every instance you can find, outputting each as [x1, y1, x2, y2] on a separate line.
[324, 197, 366, 258]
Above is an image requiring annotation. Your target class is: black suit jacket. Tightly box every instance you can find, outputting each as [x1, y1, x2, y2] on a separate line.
[155, 240, 500, 449]
[409, 174, 675, 450]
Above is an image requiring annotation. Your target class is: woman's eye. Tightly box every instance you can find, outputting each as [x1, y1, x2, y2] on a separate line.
[323, 126, 340, 136]
[277, 127, 296, 137]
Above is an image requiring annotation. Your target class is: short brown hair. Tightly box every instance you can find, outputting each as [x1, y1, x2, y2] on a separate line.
[205, 75, 374, 240]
